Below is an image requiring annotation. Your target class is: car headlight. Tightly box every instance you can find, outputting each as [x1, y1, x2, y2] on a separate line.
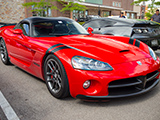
[133, 29, 142, 33]
[148, 46, 157, 61]
[142, 29, 148, 33]
[71, 56, 113, 71]
[133, 28, 149, 34]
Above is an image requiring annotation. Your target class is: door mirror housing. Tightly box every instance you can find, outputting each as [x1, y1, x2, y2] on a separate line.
[87, 27, 93, 35]
[13, 29, 23, 35]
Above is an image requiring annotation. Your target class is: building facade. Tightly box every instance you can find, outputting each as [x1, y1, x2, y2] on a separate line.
[0, 0, 25, 23]
[76, 0, 137, 19]
[0, 0, 137, 23]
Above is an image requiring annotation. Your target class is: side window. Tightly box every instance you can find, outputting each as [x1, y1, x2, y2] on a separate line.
[84, 20, 100, 29]
[23, 24, 29, 35]
[100, 20, 116, 27]
[19, 23, 30, 36]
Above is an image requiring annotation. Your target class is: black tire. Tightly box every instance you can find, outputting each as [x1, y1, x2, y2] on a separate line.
[0, 38, 11, 65]
[44, 54, 69, 99]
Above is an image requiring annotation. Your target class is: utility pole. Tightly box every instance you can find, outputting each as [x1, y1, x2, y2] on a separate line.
[98, 5, 101, 16]
[141, 1, 145, 19]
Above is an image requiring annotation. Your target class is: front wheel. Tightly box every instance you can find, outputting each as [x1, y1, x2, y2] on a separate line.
[0, 38, 11, 65]
[44, 54, 69, 99]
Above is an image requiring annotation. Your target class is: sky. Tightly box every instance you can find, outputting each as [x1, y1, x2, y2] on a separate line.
[136, 0, 159, 5]
[134, 0, 160, 8]
[146, 0, 159, 4]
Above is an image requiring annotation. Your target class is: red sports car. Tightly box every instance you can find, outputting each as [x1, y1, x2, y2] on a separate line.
[0, 17, 159, 99]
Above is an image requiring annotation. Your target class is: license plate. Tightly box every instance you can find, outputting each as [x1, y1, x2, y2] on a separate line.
[151, 40, 158, 46]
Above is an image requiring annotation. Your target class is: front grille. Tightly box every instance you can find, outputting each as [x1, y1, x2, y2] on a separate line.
[108, 71, 159, 96]
[151, 28, 160, 35]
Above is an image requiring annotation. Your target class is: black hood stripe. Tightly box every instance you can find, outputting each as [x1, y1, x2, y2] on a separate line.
[135, 39, 140, 47]
[128, 38, 140, 48]
[129, 38, 134, 45]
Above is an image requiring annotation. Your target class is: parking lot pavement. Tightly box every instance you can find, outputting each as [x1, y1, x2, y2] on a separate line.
[0, 106, 7, 120]
[0, 51, 160, 120]
[0, 91, 20, 120]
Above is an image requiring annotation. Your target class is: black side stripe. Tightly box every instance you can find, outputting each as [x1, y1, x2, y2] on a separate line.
[129, 38, 134, 45]
[135, 39, 140, 47]
[33, 62, 40, 67]
[50, 46, 71, 53]
[46, 44, 83, 54]
[46, 43, 63, 54]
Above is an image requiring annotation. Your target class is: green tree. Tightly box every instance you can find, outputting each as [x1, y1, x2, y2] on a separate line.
[22, 0, 86, 17]
[131, 0, 160, 20]
[58, 0, 87, 12]
[22, 0, 58, 17]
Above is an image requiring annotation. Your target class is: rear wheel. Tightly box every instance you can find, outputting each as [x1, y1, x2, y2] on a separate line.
[44, 54, 69, 99]
[0, 38, 11, 65]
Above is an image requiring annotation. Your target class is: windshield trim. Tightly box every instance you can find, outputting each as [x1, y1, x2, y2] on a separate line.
[31, 34, 90, 38]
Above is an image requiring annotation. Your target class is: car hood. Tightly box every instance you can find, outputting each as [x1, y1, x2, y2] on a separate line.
[61, 35, 151, 65]
[37, 35, 151, 65]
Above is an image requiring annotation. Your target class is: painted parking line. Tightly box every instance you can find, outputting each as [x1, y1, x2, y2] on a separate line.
[0, 91, 20, 120]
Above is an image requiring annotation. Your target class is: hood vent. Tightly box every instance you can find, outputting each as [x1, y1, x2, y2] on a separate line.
[119, 49, 130, 53]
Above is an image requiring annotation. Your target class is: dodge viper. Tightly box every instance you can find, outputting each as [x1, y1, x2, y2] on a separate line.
[0, 17, 160, 99]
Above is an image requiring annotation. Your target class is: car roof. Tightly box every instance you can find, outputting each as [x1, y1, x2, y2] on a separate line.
[21, 17, 74, 24]
[84, 17, 159, 26]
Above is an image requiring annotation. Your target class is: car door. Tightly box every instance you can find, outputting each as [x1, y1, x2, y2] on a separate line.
[8, 22, 35, 66]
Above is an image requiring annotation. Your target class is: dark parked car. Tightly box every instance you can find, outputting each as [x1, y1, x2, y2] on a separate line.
[0, 22, 16, 28]
[77, 17, 86, 22]
[0, 22, 8, 28]
[83, 18, 160, 50]
[76, 15, 101, 22]
[85, 15, 101, 21]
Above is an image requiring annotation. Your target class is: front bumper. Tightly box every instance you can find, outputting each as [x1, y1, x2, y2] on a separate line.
[66, 57, 160, 99]
[76, 72, 159, 100]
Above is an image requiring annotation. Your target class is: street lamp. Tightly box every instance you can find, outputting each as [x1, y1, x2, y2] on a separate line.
[98, 5, 101, 16]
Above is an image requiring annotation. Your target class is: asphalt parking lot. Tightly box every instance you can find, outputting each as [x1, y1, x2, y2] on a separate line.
[0, 51, 160, 120]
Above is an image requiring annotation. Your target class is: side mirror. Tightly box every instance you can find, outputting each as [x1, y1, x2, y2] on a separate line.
[13, 29, 23, 35]
[87, 27, 93, 35]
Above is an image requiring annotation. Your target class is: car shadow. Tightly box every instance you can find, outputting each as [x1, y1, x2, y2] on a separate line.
[14, 66, 45, 84]
[77, 85, 160, 106]
[58, 84, 160, 105]
[14, 65, 160, 106]
[14, 66, 76, 101]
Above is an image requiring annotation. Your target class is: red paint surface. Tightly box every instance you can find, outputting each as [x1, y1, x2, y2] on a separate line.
[0, 25, 159, 98]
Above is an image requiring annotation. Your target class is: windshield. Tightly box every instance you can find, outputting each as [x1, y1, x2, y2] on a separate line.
[32, 20, 89, 37]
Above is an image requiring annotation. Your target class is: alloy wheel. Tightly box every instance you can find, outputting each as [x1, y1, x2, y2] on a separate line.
[0, 39, 7, 62]
[46, 58, 62, 94]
